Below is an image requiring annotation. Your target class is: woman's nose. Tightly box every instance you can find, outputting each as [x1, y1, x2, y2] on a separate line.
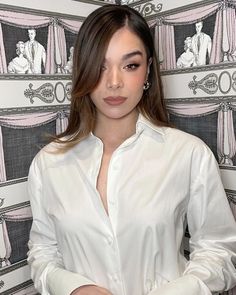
[106, 68, 123, 89]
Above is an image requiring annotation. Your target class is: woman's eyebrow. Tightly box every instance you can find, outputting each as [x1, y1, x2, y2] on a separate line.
[122, 50, 143, 61]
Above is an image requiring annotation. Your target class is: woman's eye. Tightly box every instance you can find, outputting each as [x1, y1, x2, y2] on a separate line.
[125, 63, 140, 71]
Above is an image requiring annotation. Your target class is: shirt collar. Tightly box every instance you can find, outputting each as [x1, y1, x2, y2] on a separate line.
[136, 113, 166, 137]
[87, 113, 166, 144]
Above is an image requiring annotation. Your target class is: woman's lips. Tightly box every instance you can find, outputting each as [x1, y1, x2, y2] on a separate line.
[103, 96, 127, 106]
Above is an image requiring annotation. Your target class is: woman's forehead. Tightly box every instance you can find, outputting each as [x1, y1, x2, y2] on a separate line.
[104, 27, 146, 60]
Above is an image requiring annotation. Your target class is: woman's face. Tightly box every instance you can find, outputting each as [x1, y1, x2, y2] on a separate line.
[90, 27, 149, 122]
[185, 39, 192, 49]
[19, 43, 25, 54]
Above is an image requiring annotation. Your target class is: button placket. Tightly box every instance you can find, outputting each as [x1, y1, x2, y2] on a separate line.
[107, 154, 120, 214]
[106, 153, 123, 293]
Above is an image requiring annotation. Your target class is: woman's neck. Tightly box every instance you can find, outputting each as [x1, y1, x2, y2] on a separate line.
[93, 111, 139, 152]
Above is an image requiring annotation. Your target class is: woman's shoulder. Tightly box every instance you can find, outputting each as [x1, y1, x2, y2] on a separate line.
[165, 127, 211, 153]
[164, 127, 216, 166]
[8, 57, 18, 66]
[32, 139, 76, 171]
[32, 135, 94, 171]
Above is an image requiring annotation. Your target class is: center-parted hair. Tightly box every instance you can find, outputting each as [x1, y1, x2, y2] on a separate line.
[56, 4, 170, 150]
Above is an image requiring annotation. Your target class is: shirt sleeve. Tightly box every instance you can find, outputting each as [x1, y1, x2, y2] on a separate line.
[148, 144, 236, 295]
[27, 155, 95, 295]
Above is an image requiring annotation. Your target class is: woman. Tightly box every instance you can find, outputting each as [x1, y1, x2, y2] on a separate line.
[64, 46, 74, 74]
[27, 5, 236, 295]
[176, 37, 195, 68]
[8, 41, 30, 74]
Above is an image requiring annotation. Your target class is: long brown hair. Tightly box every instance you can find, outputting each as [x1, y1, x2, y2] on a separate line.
[55, 4, 170, 150]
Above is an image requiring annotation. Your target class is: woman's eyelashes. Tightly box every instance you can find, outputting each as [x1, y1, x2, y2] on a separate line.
[124, 63, 140, 71]
[100, 62, 141, 72]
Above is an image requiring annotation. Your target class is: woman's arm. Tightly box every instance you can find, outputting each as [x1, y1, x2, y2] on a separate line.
[27, 155, 96, 295]
[183, 145, 236, 292]
[148, 144, 236, 295]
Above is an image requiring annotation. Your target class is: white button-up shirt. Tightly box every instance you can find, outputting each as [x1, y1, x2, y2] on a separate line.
[28, 114, 236, 295]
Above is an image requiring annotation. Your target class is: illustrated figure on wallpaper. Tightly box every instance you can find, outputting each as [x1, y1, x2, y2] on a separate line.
[191, 21, 212, 66]
[176, 37, 195, 68]
[64, 46, 74, 74]
[27, 5, 236, 295]
[24, 29, 46, 74]
[7, 41, 30, 74]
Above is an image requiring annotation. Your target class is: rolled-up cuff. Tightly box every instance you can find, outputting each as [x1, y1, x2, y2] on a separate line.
[47, 267, 96, 295]
[147, 274, 211, 295]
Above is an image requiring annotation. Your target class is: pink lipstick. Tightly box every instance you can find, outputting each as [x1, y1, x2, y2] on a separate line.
[104, 96, 127, 106]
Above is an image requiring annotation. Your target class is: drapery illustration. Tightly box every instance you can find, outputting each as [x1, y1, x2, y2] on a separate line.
[0, 206, 32, 267]
[0, 127, 6, 182]
[0, 10, 51, 74]
[0, 23, 7, 73]
[56, 25, 67, 73]
[159, 24, 176, 70]
[149, 2, 236, 70]
[225, 7, 236, 62]
[58, 18, 82, 33]
[209, 9, 223, 64]
[56, 18, 82, 73]
[56, 110, 69, 134]
[45, 24, 55, 74]
[0, 111, 69, 182]
[167, 102, 236, 165]
[217, 103, 236, 165]
[0, 109, 69, 266]
[161, 3, 220, 25]
[0, 10, 82, 74]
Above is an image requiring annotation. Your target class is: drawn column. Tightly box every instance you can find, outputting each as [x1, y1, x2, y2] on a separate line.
[222, 0, 230, 61]
[53, 19, 62, 73]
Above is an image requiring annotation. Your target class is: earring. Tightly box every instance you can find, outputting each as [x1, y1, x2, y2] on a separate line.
[143, 81, 150, 90]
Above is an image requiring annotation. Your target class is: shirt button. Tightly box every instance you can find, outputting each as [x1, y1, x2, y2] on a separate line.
[109, 199, 115, 206]
[106, 236, 113, 245]
[112, 274, 119, 282]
